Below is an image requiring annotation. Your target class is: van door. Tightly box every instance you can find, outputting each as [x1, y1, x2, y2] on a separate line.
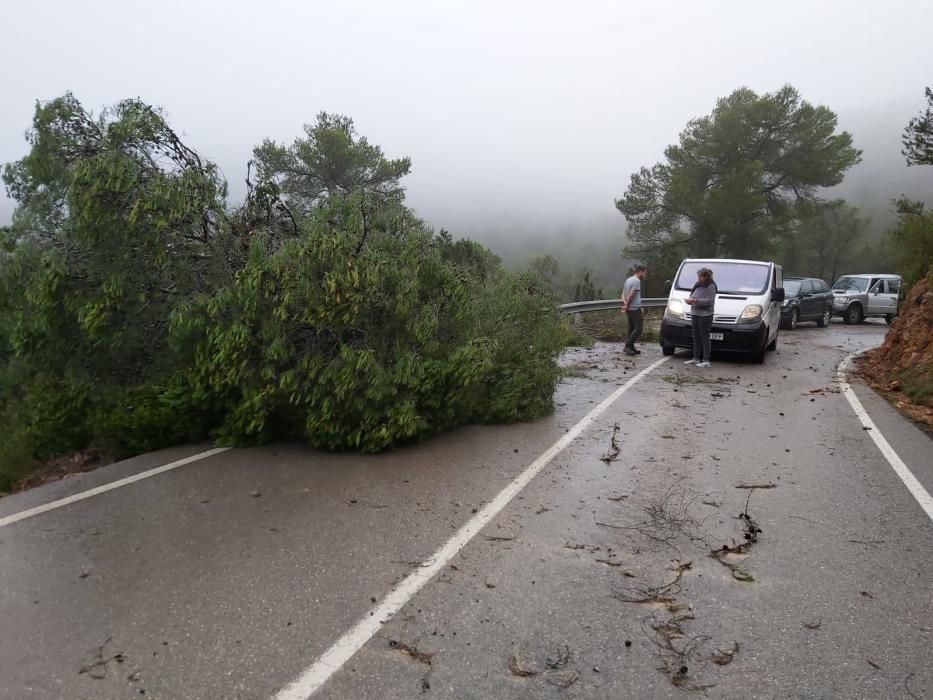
[768, 264, 782, 338]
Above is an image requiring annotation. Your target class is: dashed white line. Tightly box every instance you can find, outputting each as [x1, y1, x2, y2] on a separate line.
[0, 447, 231, 529]
[273, 354, 671, 700]
[838, 353, 933, 524]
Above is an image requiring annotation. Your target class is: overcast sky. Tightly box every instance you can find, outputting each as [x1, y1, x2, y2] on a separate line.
[2, 0, 932, 237]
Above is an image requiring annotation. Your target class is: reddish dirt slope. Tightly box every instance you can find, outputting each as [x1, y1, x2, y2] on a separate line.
[858, 272, 933, 430]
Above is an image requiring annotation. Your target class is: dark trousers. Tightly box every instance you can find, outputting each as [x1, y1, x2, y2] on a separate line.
[625, 309, 643, 349]
[691, 314, 713, 361]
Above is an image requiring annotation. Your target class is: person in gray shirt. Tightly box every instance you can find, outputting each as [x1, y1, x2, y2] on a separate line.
[684, 268, 717, 368]
[621, 264, 647, 356]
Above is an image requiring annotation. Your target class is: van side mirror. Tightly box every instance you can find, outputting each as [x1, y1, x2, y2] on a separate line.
[663, 279, 672, 294]
[772, 288, 786, 303]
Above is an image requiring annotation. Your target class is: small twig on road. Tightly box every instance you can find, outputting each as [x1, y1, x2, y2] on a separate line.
[734, 483, 777, 490]
[387, 639, 434, 666]
[600, 423, 622, 463]
[866, 658, 881, 671]
[596, 521, 627, 530]
[78, 637, 125, 680]
[789, 514, 823, 525]
[564, 542, 600, 552]
[905, 672, 921, 700]
[348, 499, 388, 509]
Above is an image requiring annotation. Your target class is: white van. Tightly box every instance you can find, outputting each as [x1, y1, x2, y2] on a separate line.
[660, 258, 786, 363]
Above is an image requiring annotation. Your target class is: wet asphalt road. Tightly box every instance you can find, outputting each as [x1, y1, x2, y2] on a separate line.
[0, 320, 930, 700]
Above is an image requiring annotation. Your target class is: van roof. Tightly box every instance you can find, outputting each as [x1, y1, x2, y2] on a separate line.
[836, 273, 901, 279]
[682, 258, 773, 266]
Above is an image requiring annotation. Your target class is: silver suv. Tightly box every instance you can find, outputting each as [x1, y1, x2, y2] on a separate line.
[831, 274, 902, 324]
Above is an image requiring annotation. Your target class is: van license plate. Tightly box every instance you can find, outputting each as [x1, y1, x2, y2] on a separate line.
[709, 332, 724, 341]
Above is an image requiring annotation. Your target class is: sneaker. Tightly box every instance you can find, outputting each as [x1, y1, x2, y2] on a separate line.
[632, 348, 642, 354]
[684, 359, 699, 365]
[696, 361, 711, 368]
[622, 349, 637, 356]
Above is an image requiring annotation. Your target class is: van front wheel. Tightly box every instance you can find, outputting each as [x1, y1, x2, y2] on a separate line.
[661, 342, 675, 356]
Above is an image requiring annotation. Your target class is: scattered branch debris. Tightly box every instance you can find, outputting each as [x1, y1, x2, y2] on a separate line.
[545, 644, 570, 670]
[388, 639, 434, 666]
[642, 483, 712, 548]
[905, 672, 921, 700]
[802, 387, 839, 397]
[734, 483, 776, 490]
[78, 637, 125, 680]
[603, 481, 714, 551]
[546, 669, 580, 688]
[866, 658, 882, 671]
[563, 542, 600, 552]
[600, 423, 622, 463]
[642, 611, 715, 691]
[711, 642, 739, 666]
[614, 561, 690, 603]
[349, 499, 388, 509]
[509, 646, 538, 677]
[710, 494, 761, 582]
[483, 533, 517, 542]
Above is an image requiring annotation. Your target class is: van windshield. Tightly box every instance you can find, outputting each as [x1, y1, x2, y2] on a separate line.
[833, 277, 868, 292]
[675, 262, 770, 295]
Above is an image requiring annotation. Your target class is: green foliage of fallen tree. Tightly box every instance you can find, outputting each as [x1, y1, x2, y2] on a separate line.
[0, 96, 563, 487]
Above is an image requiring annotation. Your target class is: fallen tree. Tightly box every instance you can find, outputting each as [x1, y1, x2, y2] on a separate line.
[0, 95, 563, 489]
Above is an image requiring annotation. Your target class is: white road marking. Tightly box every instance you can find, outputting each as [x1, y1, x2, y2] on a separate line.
[0, 447, 231, 529]
[838, 354, 933, 524]
[273, 354, 671, 700]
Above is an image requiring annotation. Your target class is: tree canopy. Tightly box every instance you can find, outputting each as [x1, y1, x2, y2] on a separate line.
[890, 86, 933, 288]
[616, 85, 862, 260]
[903, 87, 933, 167]
[252, 112, 411, 215]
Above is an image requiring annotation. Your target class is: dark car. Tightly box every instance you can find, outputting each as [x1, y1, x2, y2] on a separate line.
[780, 277, 833, 329]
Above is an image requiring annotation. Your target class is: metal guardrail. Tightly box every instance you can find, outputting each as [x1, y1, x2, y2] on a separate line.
[558, 298, 667, 314]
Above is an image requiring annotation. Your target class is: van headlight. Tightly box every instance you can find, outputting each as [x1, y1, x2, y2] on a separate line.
[739, 304, 763, 321]
[665, 299, 686, 320]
